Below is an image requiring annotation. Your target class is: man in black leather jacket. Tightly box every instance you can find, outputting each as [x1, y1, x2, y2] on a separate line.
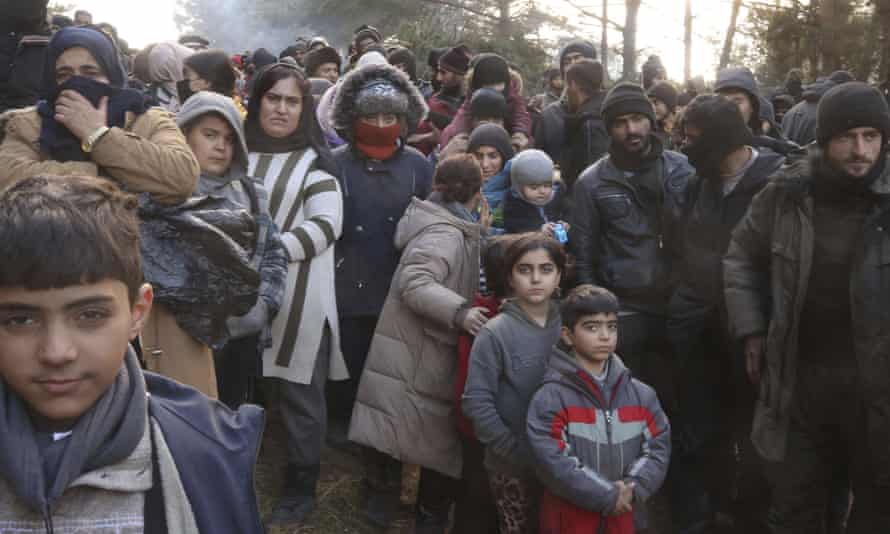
[569, 81, 693, 383]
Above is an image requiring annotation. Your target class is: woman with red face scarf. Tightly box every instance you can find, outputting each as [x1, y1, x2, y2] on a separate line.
[328, 62, 435, 527]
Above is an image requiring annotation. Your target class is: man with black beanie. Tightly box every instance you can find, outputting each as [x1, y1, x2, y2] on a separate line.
[716, 66, 802, 158]
[534, 38, 598, 163]
[669, 95, 787, 533]
[570, 81, 693, 389]
[411, 44, 472, 155]
[724, 81, 890, 533]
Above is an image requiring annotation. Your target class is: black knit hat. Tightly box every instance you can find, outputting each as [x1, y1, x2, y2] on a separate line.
[439, 44, 472, 75]
[468, 123, 514, 162]
[470, 53, 510, 93]
[387, 47, 417, 82]
[715, 66, 762, 130]
[470, 88, 508, 121]
[817, 82, 890, 146]
[683, 94, 753, 151]
[559, 39, 597, 74]
[602, 82, 656, 129]
[828, 70, 855, 84]
[647, 81, 678, 112]
[428, 47, 447, 70]
[303, 46, 341, 77]
[681, 95, 753, 178]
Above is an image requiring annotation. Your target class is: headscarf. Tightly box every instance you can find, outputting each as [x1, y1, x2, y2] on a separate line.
[147, 41, 194, 98]
[37, 27, 147, 162]
[245, 62, 337, 176]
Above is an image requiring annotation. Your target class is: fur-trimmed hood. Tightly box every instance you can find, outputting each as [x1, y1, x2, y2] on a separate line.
[331, 62, 427, 143]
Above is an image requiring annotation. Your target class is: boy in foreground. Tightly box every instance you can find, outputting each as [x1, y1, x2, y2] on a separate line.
[0, 175, 264, 532]
[527, 285, 670, 533]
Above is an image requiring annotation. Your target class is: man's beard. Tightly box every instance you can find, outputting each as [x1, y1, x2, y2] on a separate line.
[622, 134, 648, 154]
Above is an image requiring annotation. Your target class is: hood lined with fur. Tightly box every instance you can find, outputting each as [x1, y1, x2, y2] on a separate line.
[331, 63, 427, 143]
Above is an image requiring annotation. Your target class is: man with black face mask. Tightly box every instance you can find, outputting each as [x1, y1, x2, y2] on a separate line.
[0, 26, 198, 204]
[570, 81, 693, 388]
[669, 95, 786, 533]
[724, 82, 890, 532]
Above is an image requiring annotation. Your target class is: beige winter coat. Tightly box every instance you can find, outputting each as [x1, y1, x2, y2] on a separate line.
[0, 107, 199, 204]
[348, 197, 481, 478]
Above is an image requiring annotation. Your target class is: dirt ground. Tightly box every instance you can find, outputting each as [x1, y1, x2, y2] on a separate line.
[256, 402, 676, 534]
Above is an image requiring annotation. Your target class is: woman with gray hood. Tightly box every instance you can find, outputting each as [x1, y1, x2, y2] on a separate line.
[175, 91, 288, 409]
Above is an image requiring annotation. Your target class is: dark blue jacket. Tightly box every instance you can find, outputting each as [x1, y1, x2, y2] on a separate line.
[146, 372, 265, 534]
[334, 144, 434, 318]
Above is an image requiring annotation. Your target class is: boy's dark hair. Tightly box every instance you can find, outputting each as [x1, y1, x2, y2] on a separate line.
[565, 58, 604, 96]
[433, 154, 483, 204]
[503, 232, 567, 280]
[482, 234, 520, 299]
[0, 175, 143, 302]
[561, 284, 620, 329]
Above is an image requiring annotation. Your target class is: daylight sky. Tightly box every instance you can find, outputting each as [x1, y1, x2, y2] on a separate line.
[67, 0, 748, 80]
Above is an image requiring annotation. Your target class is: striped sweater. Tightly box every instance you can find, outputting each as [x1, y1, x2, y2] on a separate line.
[248, 148, 348, 385]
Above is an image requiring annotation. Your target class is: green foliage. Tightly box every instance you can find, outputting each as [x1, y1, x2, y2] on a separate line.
[392, 3, 551, 95]
[743, 0, 877, 85]
[48, 2, 75, 16]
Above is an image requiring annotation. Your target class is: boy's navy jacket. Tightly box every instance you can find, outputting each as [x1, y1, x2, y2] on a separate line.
[526, 347, 670, 533]
[146, 371, 265, 533]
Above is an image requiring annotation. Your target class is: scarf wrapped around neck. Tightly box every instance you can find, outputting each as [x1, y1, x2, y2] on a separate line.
[0, 347, 147, 515]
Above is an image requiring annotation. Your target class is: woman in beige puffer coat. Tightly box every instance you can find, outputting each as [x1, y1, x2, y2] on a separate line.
[348, 154, 487, 529]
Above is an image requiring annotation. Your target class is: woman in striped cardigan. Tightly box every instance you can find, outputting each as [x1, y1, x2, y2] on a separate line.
[245, 63, 347, 525]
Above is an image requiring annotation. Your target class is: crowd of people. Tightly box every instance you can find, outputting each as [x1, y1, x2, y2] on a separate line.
[1, 1, 890, 533]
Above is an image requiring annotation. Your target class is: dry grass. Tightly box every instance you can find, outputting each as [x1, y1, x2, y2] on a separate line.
[257, 405, 419, 534]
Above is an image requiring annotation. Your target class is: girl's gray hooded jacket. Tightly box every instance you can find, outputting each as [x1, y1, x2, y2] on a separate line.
[176, 91, 288, 345]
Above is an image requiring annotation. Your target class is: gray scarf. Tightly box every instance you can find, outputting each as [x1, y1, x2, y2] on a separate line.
[0, 347, 147, 515]
[428, 191, 477, 223]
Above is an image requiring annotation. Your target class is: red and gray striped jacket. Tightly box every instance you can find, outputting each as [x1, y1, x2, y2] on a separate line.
[526, 347, 670, 534]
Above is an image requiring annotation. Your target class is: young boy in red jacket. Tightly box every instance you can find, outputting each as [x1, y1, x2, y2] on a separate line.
[526, 285, 670, 533]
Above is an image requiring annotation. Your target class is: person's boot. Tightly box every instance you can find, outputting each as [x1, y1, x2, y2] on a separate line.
[265, 464, 319, 526]
[365, 486, 400, 529]
[413, 504, 449, 534]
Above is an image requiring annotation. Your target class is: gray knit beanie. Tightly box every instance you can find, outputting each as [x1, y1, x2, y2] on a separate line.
[511, 149, 554, 189]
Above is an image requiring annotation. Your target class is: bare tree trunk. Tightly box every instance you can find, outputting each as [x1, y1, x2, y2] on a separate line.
[719, 0, 742, 70]
[622, 0, 641, 81]
[601, 0, 609, 78]
[496, 0, 512, 39]
[879, 0, 890, 81]
[684, 0, 692, 82]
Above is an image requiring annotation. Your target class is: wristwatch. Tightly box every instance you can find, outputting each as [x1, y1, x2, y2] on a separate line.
[81, 126, 110, 153]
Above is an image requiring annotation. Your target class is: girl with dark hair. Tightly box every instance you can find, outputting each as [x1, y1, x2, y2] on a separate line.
[245, 62, 346, 525]
[463, 233, 567, 534]
[348, 154, 485, 530]
[178, 49, 238, 106]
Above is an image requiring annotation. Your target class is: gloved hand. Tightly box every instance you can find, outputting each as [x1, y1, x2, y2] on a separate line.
[226, 299, 269, 340]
